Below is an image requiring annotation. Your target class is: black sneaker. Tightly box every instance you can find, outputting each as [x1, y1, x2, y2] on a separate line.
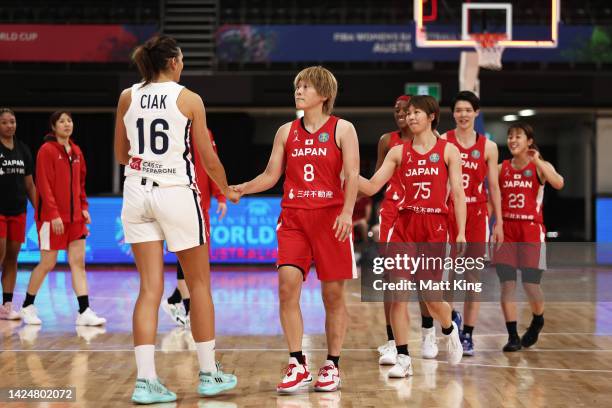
[521, 323, 543, 348]
[502, 335, 522, 352]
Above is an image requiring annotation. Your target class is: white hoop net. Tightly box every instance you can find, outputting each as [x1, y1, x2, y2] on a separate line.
[473, 34, 506, 71]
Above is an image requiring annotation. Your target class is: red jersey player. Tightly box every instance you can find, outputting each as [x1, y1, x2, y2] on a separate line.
[360, 95, 466, 377]
[495, 123, 563, 352]
[440, 90, 504, 356]
[232, 66, 359, 393]
[374, 95, 424, 365]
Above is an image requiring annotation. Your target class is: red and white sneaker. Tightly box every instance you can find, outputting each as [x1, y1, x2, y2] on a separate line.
[277, 357, 312, 394]
[314, 360, 340, 392]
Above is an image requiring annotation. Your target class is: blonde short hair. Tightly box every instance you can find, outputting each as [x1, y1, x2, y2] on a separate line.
[293, 66, 338, 115]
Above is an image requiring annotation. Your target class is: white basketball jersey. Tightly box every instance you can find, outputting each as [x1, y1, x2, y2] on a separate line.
[123, 81, 195, 187]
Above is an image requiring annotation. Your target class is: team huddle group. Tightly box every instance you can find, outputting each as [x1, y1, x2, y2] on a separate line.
[0, 34, 564, 404]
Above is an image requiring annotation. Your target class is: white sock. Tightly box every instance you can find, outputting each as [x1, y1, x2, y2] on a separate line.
[196, 339, 216, 373]
[135, 345, 157, 380]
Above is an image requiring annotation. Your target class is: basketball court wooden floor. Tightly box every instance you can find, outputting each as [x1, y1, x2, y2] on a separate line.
[2, 268, 612, 407]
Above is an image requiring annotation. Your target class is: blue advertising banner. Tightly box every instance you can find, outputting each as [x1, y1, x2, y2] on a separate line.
[596, 197, 612, 263]
[216, 23, 602, 63]
[18, 197, 281, 264]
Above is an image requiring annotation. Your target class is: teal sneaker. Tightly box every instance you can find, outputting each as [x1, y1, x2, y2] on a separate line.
[131, 378, 177, 404]
[198, 363, 238, 396]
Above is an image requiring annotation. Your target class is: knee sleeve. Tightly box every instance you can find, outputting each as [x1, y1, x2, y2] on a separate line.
[522, 268, 543, 284]
[496, 264, 517, 282]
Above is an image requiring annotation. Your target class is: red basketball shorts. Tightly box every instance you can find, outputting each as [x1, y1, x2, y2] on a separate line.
[388, 211, 448, 282]
[37, 220, 88, 251]
[276, 206, 357, 281]
[0, 213, 27, 243]
[448, 201, 489, 258]
[493, 219, 546, 270]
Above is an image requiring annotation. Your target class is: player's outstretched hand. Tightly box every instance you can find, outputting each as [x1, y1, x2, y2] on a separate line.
[333, 211, 353, 242]
[230, 183, 247, 193]
[226, 189, 241, 204]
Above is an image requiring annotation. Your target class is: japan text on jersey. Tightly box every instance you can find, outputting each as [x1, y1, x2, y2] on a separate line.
[281, 116, 344, 210]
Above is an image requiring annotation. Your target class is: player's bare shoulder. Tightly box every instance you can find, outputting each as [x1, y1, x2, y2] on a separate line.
[336, 118, 356, 134]
[275, 121, 293, 146]
[378, 132, 393, 148]
[118, 87, 133, 108]
[484, 138, 499, 160]
[444, 140, 461, 162]
[335, 118, 357, 147]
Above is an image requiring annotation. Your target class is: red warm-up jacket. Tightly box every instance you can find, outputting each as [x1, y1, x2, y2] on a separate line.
[35, 136, 88, 223]
[193, 129, 226, 209]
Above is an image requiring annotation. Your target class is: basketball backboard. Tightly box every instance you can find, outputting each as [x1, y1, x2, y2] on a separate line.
[415, 0, 560, 48]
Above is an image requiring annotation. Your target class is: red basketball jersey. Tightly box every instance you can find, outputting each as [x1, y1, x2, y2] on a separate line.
[499, 159, 544, 223]
[446, 130, 488, 204]
[281, 116, 345, 209]
[382, 131, 406, 205]
[398, 138, 449, 214]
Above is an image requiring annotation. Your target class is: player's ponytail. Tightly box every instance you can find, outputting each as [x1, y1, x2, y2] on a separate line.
[132, 35, 181, 87]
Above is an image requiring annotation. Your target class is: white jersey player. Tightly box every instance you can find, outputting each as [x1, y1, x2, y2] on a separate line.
[114, 35, 239, 404]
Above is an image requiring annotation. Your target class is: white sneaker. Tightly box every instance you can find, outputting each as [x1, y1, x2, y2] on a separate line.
[76, 308, 106, 326]
[378, 343, 397, 365]
[0, 302, 21, 320]
[20, 305, 42, 325]
[377, 339, 394, 355]
[388, 354, 413, 378]
[277, 357, 312, 394]
[161, 299, 187, 327]
[421, 327, 438, 359]
[445, 322, 463, 365]
[314, 360, 341, 392]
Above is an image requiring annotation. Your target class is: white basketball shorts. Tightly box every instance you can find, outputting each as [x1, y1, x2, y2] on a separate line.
[121, 176, 206, 252]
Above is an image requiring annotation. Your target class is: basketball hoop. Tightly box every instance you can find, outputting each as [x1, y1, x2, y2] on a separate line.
[472, 33, 506, 71]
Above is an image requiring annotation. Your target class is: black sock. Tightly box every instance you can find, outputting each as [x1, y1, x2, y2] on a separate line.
[442, 324, 454, 335]
[77, 295, 89, 314]
[463, 325, 474, 337]
[421, 315, 434, 329]
[183, 298, 190, 315]
[289, 351, 305, 365]
[3, 292, 13, 304]
[531, 313, 544, 328]
[167, 288, 182, 304]
[327, 354, 340, 368]
[506, 321, 518, 338]
[22, 292, 36, 308]
[386, 324, 394, 341]
[451, 309, 459, 322]
[396, 344, 409, 356]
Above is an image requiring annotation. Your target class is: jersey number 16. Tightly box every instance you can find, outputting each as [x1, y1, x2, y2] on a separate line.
[136, 118, 170, 155]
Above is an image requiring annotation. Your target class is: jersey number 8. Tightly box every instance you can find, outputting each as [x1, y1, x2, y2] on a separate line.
[136, 118, 170, 155]
[304, 164, 315, 182]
